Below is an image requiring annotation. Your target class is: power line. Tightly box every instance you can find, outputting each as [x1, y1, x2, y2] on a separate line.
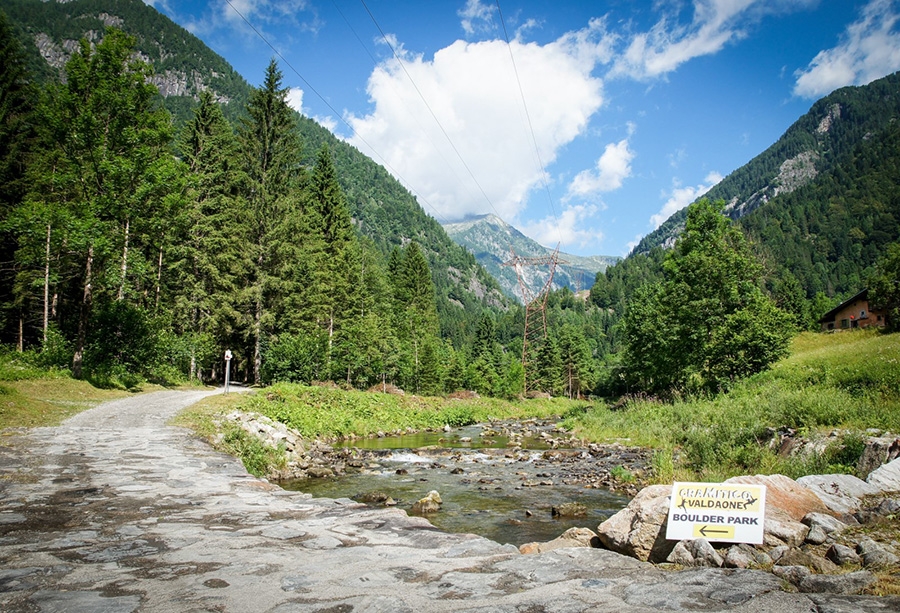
[494, 0, 563, 246]
[359, 0, 507, 223]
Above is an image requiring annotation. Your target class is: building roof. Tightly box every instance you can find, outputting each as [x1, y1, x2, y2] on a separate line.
[817, 289, 869, 324]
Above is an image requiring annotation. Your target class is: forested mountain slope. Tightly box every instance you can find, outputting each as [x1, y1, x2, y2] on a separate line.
[633, 71, 900, 261]
[596, 71, 900, 318]
[2, 0, 508, 345]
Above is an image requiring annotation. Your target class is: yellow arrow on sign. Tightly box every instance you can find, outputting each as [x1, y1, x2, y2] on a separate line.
[693, 524, 735, 539]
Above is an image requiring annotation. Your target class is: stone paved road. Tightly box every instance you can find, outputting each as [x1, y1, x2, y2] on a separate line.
[1, 390, 899, 612]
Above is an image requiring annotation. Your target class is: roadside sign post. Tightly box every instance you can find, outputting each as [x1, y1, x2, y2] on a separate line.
[665, 482, 767, 544]
[224, 349, 232, 394]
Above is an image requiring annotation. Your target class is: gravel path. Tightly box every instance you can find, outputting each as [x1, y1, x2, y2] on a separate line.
[0, 390, 898, 612]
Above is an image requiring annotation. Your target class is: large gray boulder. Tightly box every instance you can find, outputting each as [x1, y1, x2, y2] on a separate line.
[797, 473, 880, 514]
[867, 456, 900, 492]
[596, 484, 674, 562]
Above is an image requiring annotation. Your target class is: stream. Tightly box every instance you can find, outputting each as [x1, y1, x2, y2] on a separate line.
[281, 422, 640, 547]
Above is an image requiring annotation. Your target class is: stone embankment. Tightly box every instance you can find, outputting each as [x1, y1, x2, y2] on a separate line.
[1, 391, 898, 612]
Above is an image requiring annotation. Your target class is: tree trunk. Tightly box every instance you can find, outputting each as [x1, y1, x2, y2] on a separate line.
[118, 218, 129, 301]
[155, 246, 163, 311]
[17, 314, 23, 352]
[73, 245, 93, 379]
[43, 223, 51, 343]
[253, 292, 262, 385]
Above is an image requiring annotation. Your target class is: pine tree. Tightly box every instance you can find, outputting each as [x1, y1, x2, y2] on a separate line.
[171, 90, 247, 381]
[238, 59, 305, 384]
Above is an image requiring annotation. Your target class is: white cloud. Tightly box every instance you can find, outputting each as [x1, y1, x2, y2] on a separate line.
[794, 0, 900, 98]
[347, 28, 611, 223]
[520, 204, 603, 249]
[286, 87, 304, 112]
[459, 0, 496, 36]
[611, 0, 818, 80]
[649, 171, 723, 229]
[567, 137, 635, 196]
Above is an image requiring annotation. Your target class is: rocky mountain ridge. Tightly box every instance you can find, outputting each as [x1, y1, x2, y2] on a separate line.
[443, 214, 619, 302]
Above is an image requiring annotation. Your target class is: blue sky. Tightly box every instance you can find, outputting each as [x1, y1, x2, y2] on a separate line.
[147, 0, 900, 257]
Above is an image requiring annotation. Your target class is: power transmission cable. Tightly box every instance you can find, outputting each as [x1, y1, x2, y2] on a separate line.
[494, 0, 563, 246]
[221, 0, 454, 225]
[358, 0, 508, 224]
[329, 0, 483, 212]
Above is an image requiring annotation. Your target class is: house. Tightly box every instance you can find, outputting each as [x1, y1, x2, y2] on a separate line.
[818, 289, 886, 332]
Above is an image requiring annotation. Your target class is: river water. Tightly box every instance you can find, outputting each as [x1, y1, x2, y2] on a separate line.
[281, 424, 633, 547]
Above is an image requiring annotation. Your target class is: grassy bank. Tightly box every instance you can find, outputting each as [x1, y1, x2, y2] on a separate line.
[0, 353, 133, 428]
[568, 330, 900, 482]
[234, 384, 583, 439]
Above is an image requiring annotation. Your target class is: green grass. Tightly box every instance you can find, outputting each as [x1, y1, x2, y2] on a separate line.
[234, 383, 580, 439]
[567, 330, 900, 482]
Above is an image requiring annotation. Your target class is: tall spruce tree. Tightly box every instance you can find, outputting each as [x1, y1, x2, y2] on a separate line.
[238, 59, 305, 384]
[172, 90, 247, 381]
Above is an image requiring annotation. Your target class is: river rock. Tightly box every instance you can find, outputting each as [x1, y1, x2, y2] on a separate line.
[772, 565, 811, 586]
[826, 543, 860, 566]
[411, 490, 442, 514]
[685, 538, 723, 567]
[857, 538, 900, 568]
[597, 484, 673, 563]
[799, 570, 877, 594]
[518, 527, 599, 554]
[796, 473, 880, 515]
[866, 456, 900, 491]
[551, 502, 586, 517]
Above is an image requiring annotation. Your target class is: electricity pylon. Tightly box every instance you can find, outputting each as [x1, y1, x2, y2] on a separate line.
[502, 246, 564, 394]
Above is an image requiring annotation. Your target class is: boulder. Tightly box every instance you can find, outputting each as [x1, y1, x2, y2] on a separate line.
[867, 456, 900, 492]
[763, 513, 809, 548]
[796, 473, 880, 515]
[802, 512, 849, 535]
[726, 474, 833, 521]
[772, 565, 811, 587]
[776, 548, 838, 574]
[665, 541, 694, 566]
[825, 543, 860, 566]
[857, 538, 900, 568]
[723, 543, 771, 569]
[597, 484, 674, 562]
[518, 527, 599, 554]
[856, 436, 900, 479]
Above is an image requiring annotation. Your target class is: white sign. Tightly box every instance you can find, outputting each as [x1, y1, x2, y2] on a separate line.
[224, 349, 233, 361]
[665, 482, 766, 544]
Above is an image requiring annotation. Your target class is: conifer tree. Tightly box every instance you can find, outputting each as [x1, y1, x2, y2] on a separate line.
[27, 28, 177, 377]
[238, 59, 305, 384]
[172, 90, 247, 380]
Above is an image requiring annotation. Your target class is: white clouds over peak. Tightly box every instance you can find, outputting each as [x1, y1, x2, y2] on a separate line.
[521, 204, 603, 250]
[568, 137, 635, 197]
[794, 0, 900, 98]
[649, 171, 723, 230]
